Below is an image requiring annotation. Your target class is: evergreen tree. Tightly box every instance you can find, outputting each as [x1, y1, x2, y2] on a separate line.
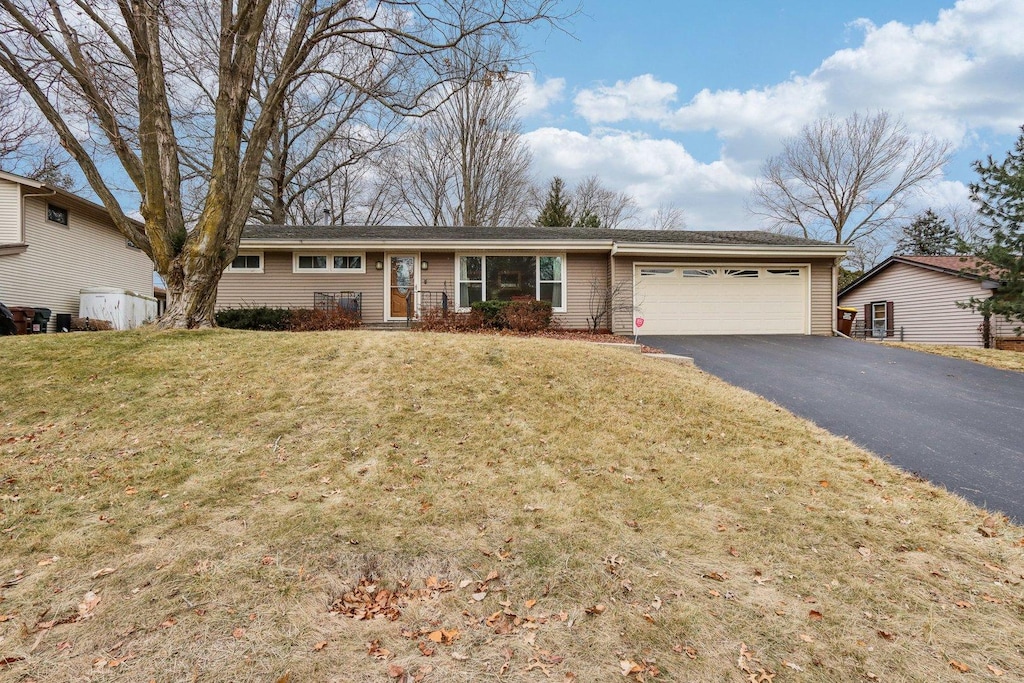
[574, 210, 601, 228]
[961, 125, 1024, 328]
[894, 209, 960, 255]
[534, 177, 574, 227]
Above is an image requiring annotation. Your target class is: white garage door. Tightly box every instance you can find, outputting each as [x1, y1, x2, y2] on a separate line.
[634, 265, 809, 335]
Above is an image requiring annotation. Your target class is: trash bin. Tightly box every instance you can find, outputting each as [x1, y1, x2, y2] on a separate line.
[8, 306, 34, 335]
[31, 307, 52, 333]
[836, 306, 857, 336]
[56, 313, 72, 333]
[0, 302, 15, 336]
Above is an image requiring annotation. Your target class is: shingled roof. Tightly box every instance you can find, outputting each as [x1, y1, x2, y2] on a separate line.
[239, 224, 835, 247]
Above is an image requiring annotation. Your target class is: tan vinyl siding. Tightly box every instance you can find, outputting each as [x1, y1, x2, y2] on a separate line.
[0, 180, 20, 244]
[557, 252, 609, 330]
[419, 251, 455, 309]
[0, 194, 153, 331]
[810, 259, 835, 335]
[838, 263, 994, 346]
[216, 250, 387, 322]
[610, 255, 835, 335]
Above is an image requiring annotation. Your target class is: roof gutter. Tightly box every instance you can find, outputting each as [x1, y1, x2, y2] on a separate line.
[239, 238, 616, 251]
[611, 242, 850, 258]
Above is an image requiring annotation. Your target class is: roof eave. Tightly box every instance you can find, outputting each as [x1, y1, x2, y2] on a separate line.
[239, 238, 615, 251]
[611, 242, 849, 258]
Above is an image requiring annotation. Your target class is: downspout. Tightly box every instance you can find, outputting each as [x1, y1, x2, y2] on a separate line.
[832, 256, 842, 337]
[20, 186, 58, 243]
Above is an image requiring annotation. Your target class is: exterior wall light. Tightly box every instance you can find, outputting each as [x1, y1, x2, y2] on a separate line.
[375, 260, 384, 270]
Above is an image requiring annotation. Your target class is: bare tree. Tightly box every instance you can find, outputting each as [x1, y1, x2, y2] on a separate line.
[751, 111, 951, 246]
[397, 34, 534, 227]
[572, 175, 639, 228]
[651, 201, 686, 230]
[0, 80, 75, 188]
[0, 0, 565, 328]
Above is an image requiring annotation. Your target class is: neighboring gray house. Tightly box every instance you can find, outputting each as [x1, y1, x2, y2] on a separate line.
[0, 170, 154, 331]
[838, 255, 1015, 347]
[218, 225, 848, 336]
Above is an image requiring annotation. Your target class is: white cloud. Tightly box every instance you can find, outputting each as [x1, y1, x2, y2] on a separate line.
[523, 127, 755, 229]
[573, 74, 677, 124]
[567, 0, 1024, 154]
[515, 74, 566, 118]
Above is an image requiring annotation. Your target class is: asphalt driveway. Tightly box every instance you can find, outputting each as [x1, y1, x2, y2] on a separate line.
[641, 335, 1024, 523]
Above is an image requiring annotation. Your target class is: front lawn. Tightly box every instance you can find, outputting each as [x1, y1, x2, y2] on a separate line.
[1, 330, 1021, 681]
[887, 342, 1024, 373]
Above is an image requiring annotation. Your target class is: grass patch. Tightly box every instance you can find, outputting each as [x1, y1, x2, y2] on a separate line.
[888, 342, 1024, 373]
[1, 330, 1022, 681]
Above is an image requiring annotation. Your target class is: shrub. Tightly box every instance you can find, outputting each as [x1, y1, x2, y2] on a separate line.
[469, 299, 553, 332]
[287, 307, 361, 332]
[501, 299, 553, 332]
[470, 300, 509, 328]
[216, 306, 292, 331]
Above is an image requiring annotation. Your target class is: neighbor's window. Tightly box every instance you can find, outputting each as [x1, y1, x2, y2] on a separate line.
[456, 254, 565, 310]
[229, 254, 263, 272]
[47, 204, 68, 226]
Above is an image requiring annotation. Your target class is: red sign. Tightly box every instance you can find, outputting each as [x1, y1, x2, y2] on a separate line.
[635, 317, 645, 328]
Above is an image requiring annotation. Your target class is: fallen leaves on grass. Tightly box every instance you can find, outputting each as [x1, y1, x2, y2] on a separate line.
[949, 659, 970, 673]
[77, 591, 100, 620]
[330, 576, 453, 621]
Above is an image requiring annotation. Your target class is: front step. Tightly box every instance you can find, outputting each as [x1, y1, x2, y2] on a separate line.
[360, 321, 420, 331]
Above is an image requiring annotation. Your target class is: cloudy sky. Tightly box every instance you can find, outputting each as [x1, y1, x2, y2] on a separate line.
[515, 0, 1024, 230]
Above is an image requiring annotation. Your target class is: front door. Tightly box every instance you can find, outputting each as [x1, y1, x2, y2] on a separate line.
[390, 255, 416, 319]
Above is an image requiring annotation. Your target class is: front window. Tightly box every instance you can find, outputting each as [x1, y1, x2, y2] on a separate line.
[457, 254, 565, 310]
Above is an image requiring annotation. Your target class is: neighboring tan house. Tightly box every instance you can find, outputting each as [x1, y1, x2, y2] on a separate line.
[838, 255, 1015, 347]
[218, 225, 848, 336]
[0, 170, 155, 331]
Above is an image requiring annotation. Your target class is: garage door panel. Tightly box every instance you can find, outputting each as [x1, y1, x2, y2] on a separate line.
[634, 265, 808, 335]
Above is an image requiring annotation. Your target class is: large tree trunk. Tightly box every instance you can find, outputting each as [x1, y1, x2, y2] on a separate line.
[156, 250, 227, 329]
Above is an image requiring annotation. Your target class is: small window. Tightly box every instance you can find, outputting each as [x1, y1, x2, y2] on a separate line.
[640, 268, 676, 277]
[228, 253, 263, 273]
[232, 254, 261, 269]
[333, 255, 363, 271]
[725, 269, 759, 278]
[126, 239, 140, 250]
[47, 204, 68, 226]
[682, 269, 716, 278]
[297, 255, 328, 270]
[767, 268, 800, 277]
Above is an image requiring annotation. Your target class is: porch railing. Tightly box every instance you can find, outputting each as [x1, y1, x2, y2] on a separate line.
[314, 291, 362, 318]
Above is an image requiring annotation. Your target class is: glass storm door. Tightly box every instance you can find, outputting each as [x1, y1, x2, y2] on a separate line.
[390, 255, 416, 318]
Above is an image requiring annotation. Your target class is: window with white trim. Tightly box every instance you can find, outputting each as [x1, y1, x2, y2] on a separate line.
[333, 254, 363, 271]
[292, 253, 366, 273]
[456, 254, 566, 311]
[228, 253, 263, 272]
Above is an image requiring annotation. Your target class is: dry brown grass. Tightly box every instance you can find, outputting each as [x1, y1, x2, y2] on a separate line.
[888, 342, 1024, 373]
[1, 330, 1022, 682]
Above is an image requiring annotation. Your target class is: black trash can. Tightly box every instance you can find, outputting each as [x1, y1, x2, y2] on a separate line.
[31, 307, 52, 333]
[0, 302, 15, 336]
[56, 313, 72, 333]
